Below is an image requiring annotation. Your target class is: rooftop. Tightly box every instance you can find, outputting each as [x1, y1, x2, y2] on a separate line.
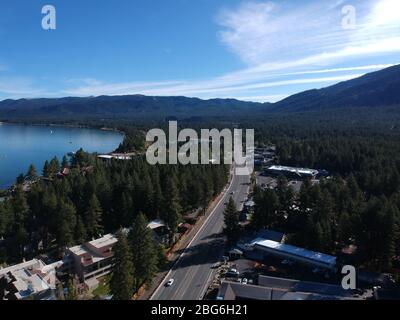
[252, 238, 336, 266]
[255, 229, 285, 243]
[218, 275, 358, 301]
[68, 245, 88, 256]
[0, 259, 44, 276]
[0, 258, 58, 300]
[147, 219, 166, 230]
[267, 165, 318, 176]
[98, 154, 132, 160]
[244, 200, 255, 207]
[88, 234, 117, 249]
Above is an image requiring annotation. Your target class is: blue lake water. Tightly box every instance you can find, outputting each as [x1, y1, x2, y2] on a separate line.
[0, 123, 124, 188]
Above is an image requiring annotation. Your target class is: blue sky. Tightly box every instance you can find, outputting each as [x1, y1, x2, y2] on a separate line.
[0, 0, 399, 102]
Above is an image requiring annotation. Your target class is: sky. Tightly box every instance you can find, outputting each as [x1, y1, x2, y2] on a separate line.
[0, 0, 399, 102]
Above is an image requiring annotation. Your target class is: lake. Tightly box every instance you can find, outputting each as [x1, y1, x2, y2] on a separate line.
[0, 123, 124, 188]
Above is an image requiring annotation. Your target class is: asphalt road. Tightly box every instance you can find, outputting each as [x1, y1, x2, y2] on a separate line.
[151, 168, 250, 300]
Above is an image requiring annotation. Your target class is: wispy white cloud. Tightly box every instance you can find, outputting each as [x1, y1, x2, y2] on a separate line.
[217, 0, 400, 68]
[3, 0, 400, 103]
[65, 1, 398, 102]
[0, 77, 49, 99]
[63, 73, 363, 102]
[230, 94, 287, 103]
[65, 80, 184, 97]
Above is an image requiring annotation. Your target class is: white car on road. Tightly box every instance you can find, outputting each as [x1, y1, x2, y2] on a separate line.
[165, 279, 175, 287]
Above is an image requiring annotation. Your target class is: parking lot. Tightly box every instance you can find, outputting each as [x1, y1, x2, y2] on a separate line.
[212, 253, 347, 288]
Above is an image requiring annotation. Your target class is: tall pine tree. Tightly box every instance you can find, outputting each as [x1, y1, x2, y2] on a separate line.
[128, 213, 159, 290]
[84, 194, 103, 239]
[110, 230, 135, 300]
[223, 197, 240, 245]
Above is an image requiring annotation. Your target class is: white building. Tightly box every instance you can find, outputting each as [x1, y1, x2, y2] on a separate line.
[0, 259, 61, 300]
[265, 165, 319, 179]
[250, 238, 337, 271]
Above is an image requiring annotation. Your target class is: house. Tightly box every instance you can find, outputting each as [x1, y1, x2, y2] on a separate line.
[147, 220, 169, 245]
[0, 259, 61, 300]
[61, 167, 70, 176]
[64, 234, 117, 290]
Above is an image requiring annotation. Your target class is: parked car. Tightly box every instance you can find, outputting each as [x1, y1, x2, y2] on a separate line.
[165, 279, 175, 287]
[226, 268, 240, 278]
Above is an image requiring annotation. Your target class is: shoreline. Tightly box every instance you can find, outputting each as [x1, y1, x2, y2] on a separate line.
[0, 120, 126, 136]
[0, 122, 126, 190]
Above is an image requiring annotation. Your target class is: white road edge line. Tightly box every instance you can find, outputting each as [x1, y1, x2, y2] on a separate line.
[150, 166, 236, 300]
[198, 177, 250, 300]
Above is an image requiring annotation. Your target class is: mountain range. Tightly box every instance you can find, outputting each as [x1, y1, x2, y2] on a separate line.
[0, 64, 399, 121]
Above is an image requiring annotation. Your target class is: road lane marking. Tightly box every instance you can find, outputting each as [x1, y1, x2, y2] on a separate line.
[198, 175, 250, 299]
[150, 169, 237, 300]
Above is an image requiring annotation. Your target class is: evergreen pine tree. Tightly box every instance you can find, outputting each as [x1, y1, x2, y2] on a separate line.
[223, 197, 240, 245]
[163, 178, 182, 242]
[338, 211, 352, 243]
[75, 215, 87, 243]
[66, 278, 78, 300]
[85, 194, 103, 239]
[43, 161, 51, 178]
[49, 157, 61, 175]
[26, 164, 38, 180]
[128, 213, 159, 290]
[110, 230, 135, 300]
[62, 155, 69, 168]
[55, 200, 77, 249]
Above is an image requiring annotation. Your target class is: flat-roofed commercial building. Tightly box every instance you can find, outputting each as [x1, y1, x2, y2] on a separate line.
[265, 165, 319, 179]
[250, 238, 337, 271]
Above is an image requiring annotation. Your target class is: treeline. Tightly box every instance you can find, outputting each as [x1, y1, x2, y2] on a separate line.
[250, 118, 400, 273]
[110, 213, 164, 300]
[0, 149, 229, 264]
[252, 175, 400, 271]
[250, 116, 400, 198]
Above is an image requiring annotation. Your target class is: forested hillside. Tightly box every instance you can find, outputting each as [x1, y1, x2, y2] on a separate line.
[1, 65, 399, 121]
[0, 150, 229, 264]
[251, 120, 400, 272]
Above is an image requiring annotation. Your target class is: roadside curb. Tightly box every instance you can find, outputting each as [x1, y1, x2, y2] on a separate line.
[143, 168, 235, 300]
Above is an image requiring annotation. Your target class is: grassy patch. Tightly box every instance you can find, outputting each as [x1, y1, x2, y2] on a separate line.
[92, 276, 110, 297]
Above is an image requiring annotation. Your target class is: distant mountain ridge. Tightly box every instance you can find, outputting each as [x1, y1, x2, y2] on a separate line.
[272, 64, 400, 112]
[0, 95, 268, 120]
[0, 64, 399, 120]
